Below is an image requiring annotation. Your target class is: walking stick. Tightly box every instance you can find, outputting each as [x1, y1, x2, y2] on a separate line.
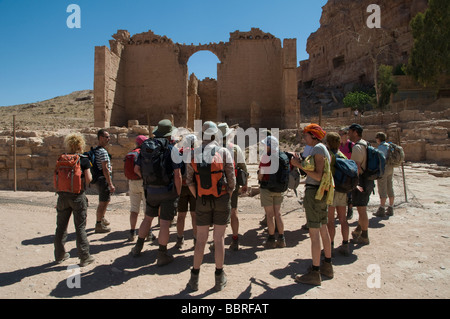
[396, 130, 408, 203]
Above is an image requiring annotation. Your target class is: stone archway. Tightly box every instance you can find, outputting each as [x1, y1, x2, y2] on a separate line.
[94, 28, 299, 130]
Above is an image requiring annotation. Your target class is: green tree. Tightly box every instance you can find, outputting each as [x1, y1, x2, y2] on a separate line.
[377, 65, 398, 110]
[406, 0, 450, 87]
[343, 91, 372, 110]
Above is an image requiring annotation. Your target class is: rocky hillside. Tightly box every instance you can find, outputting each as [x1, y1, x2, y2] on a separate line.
[0, 90, 94, 131]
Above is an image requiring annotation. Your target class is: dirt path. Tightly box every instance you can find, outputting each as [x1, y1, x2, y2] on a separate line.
[0, 163, 449, 302]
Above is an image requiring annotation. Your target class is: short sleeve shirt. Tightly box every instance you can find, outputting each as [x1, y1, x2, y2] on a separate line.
[351, 139, 368, 175]
[305, 143, 331, 186]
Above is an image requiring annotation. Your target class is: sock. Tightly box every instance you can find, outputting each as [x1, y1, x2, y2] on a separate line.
[96, 221, 101, 224]
[312, 265, 320, 271]
[232, 235, 238, 241]
[215, 268, 223, 275]
[130, 229, 135, 234]
[361, 230, 368, 238]
[158, 244, 167, 252]
[324, 257, 332, 264]
[278, 234, 284, 239]
[268, 234, 275, 240]
[191, 268, 200, 275]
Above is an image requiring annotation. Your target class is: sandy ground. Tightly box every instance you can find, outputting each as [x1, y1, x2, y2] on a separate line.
[0, 163, 449, 302]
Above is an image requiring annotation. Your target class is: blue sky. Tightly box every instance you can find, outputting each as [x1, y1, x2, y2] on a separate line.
[0, 0, 327, 106]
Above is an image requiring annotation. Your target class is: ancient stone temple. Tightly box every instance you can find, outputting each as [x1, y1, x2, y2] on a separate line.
[94, 28, 299, 130]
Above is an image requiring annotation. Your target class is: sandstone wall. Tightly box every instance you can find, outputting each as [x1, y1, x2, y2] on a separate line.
[0, 126, 150, 193]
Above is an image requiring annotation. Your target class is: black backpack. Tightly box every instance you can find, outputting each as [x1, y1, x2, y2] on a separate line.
[140, 138, 172, 187]
[83, 146, 104, 184]
[261, 151, 290, 193]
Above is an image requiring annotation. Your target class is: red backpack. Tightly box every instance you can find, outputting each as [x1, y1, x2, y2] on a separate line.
[54, 154, 83, 193]
[124, 148, 141, 180]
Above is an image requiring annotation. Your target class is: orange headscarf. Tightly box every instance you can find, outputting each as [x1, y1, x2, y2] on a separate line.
[303, 123, 326, 141]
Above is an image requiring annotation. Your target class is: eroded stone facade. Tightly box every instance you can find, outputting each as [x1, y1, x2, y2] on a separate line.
[94, 28, 300, 130]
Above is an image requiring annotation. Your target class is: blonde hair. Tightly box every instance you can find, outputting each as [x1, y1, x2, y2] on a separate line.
[326, 132, 341, 152]
[64, 133, 86, 154]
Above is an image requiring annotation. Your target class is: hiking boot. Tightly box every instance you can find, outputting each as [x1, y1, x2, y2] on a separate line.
[264, 237, 277, 249]
[337, 243, 350, 256]
[146, 229, 156, 241]
[347, 207, 353, 220]
[351, 226, 362, 240]
[214, 271, 227, 291]
[295, 268, 321, 286]
[386, 206, 394, 216]
[95, 222, 111, 233]
[259, 216, 267, 228]
[188, 272, 199, 291]
[353, 235, 370, 246]
[101, 217, 110, 226]
[175, 236, 184, 249]
[127, 231, 136, 242]
[229, 238, 239, 251]
[157, 250, 174, 267]
[55, 253, 70, 264]
[373, 206, 386, 217]
[320, 261, 334, 279]
[79, 255, 95, 267]
[276, 237, 286, 248]
[131, 239, 144, 257]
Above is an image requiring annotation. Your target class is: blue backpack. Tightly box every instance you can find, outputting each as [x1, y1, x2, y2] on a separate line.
[357, 142, 386, 180]
[333, 155, 359, 193]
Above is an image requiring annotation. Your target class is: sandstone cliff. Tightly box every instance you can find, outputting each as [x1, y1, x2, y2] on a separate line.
[298, 0, 428, 117]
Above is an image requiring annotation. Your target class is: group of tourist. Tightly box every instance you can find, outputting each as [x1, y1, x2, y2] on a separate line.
[53, 119, 396, 289]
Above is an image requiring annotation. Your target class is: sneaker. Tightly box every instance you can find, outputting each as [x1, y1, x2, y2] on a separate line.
[175, 236, 184, 249]
[353, 235, 370, 245]
[188, 272, 199, 291]
[295, 267, 321, 286]
[276, 237, 286, 248]
[229, 238, 239, 251]
[337, 243, 350, 256]
[157, 250, 174, 267]
[320, 261, 334, 279]
[386, 206, 394, 216]
[95, 222, 111, 233]
[79, 255, 95, 267]
[264, 237, 277, 249]
[214, 271, 227, 291]
[373, 206, 386, 217]
[55, 253, 70, 264]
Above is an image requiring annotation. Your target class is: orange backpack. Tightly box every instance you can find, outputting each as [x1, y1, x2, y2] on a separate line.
[54, 154, 83, 194]
[191, 147, 227, 198]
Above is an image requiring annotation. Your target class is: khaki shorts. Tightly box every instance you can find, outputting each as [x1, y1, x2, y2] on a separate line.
[196, 194, 231, 226]
[332, 191, 348, 207]
[303, 186, 328, 229]
[178, 185, 196, 212]
[129, 179, 145, 213]
[260, 188, 283, 207]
